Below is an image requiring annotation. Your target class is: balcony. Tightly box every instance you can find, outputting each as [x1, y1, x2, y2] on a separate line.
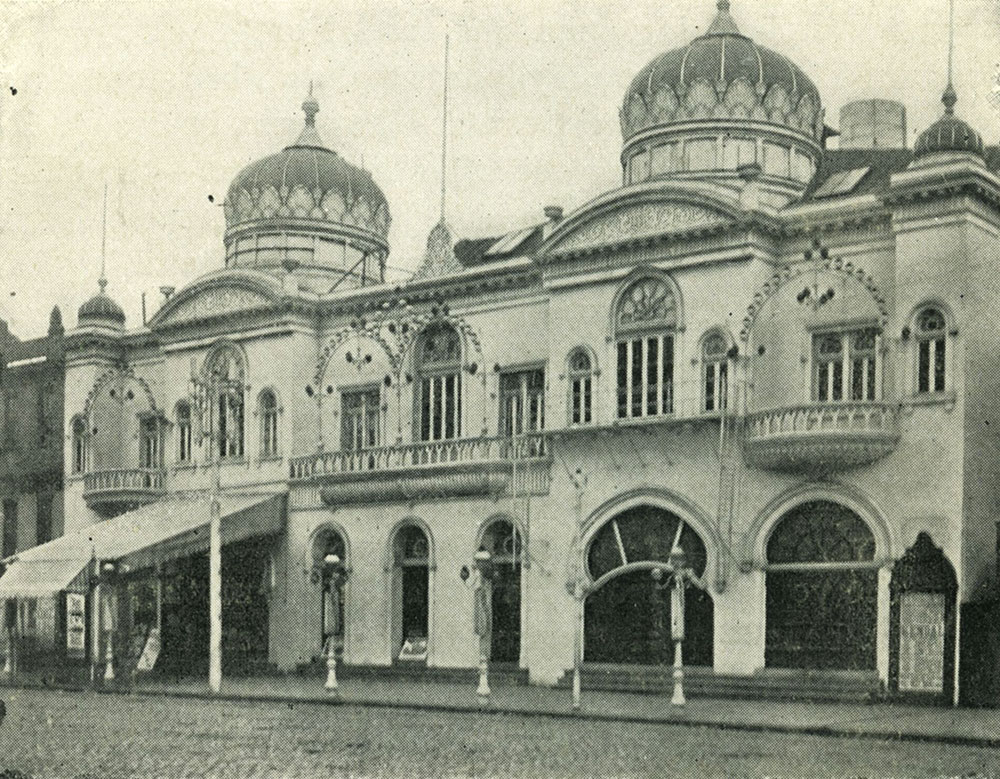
[743, 402, 899, 473]
[83, 468, 167, 515]
[289, 433, 551, 504]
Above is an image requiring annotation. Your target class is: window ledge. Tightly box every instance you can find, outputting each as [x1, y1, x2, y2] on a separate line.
[172, 462, 198, 472]
[901, 390, 956, 410]
[257, 455, 284, 465]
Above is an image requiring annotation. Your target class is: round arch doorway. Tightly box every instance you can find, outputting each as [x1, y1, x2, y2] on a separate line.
[765, 500, 877, 671]
[480, 518, 522, 663]
[583, 505, 713, 667]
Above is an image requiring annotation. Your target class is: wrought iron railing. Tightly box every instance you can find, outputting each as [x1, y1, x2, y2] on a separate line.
[289, 432, 549, 480]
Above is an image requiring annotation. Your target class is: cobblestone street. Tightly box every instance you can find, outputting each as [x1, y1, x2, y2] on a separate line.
[0, 688, 998, 778]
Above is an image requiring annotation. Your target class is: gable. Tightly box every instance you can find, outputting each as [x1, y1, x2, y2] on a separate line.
[152, 284, 277, 329]
[543, 196, 732, 257]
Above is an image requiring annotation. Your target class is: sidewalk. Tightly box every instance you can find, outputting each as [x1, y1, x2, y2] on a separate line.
[10, 672, 993, 750]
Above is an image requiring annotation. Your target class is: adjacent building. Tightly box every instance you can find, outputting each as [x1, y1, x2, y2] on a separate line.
[2, 1, 999, 703]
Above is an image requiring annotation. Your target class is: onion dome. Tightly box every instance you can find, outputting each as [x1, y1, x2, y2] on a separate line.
[619, 1, 824, 191]
[78, 279, 125, 330]
[914, 83, 984, 159]
[223, 91, 391, 279]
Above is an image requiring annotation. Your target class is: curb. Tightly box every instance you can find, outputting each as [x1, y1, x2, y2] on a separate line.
[6, 680, 996, 751]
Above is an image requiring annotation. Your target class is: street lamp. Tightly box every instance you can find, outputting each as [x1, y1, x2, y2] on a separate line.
[461, 546, 493, 707]
[3, 598, 15, 679]
[101, 561, 119, 683]
[652, 546, 690, 707]
[323, 553, 348, 698]
[189, 359, 244, 695]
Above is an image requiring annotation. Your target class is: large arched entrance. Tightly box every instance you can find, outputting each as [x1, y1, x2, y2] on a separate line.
[765, 500, 877, 670]
[480, 518, 521, 663]
[584, 505, 713, 666]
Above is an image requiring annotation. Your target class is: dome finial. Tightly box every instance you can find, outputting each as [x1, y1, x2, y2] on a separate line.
[302, 81, 319, 127]
[706, 0, 740, 35]
[98, 182, 108, 294]
[942, 82, 957, 114]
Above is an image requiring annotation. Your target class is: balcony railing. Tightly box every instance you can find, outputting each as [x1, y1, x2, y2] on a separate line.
[744, 402, 900, 472]
[290, 433, 548, 480]
[83, 468, 167, 514]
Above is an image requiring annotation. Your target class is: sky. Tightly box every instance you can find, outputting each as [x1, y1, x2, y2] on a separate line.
[0, 0, 998, 338]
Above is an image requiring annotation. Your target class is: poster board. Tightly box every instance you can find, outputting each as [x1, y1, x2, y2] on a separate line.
[65, 593, 86, 658]
[898, 591, 945, 693]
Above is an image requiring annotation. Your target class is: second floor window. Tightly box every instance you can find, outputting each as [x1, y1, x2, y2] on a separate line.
[341, 388, 380, 451]
[500, 369, 545, 436]
[205, 344, 245, 459]
[568, 349, 593, 425]
[259, 390, 279, 457]
[702, 333, 729, 412]
[813, 329, 877, 402]
[916, 307, 946, 394]
[615, 276, 677, 420]
[141, 417, 162, 469]
[416, 323, 462, 442]
[36, 491, 53, 545]
[3, 499, 16, 558]
[176, 402, 192, 463]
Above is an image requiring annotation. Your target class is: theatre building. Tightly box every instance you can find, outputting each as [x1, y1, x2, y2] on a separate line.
[2, 1, 999, 703]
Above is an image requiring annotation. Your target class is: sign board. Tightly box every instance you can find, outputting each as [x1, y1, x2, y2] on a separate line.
[136, 627, 161, 672]
[898, 592, 946, 693]
[398, 636, 428, 661]
[65, 593, 86, 658]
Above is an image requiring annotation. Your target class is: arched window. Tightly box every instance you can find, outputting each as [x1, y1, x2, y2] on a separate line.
[175, 402, 192, 463]
[415, 323, 462, 441]
[259, 390, 278, 457]
[702, 333, 729, 412]
[915, 307, 946, 394]
[567, 348, 594, 425]
[812, 329, 878, 402]
[71, 416, 86, 474]
[614, 276, 677, 419]
[204, 344, 245, 459]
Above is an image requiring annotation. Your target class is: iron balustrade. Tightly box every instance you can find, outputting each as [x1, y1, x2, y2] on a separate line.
[745, 402, 898, 441]
[289, 432, 549, 480]
[83, 468, 167, 495]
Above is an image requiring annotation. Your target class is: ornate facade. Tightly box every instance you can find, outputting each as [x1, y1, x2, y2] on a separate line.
[3, 0, 999, 704]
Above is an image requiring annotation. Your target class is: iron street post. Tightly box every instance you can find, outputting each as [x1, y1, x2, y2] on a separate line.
[101, 561, 119, 683]
[3, 597, 15, 679]
[461, 546, 493, 707]
[652, 545, 689, 707]
[323, 553, 348, 697]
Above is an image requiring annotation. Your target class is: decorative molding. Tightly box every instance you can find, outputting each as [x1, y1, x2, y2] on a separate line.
[159, 286, 274, 327]
[551, 201, 727, 254]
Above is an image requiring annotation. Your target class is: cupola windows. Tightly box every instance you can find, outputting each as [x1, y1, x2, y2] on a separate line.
[614, 276, 677, 420]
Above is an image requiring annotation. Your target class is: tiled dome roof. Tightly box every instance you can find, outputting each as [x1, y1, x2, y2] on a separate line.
[914, 84, 984, 159]
[78, 281, 125, 328]
[224, 94, 390, 239]
[620, 1, 823, 142]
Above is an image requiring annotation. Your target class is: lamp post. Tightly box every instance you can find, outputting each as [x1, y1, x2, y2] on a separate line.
[189, 360, 243, 695]
[652, 546, 689, 707]
[323, 553, 348, 698]
[461, 547, 493, 707]
[101, 561, 118, 683]
[3, 598, 15, 679]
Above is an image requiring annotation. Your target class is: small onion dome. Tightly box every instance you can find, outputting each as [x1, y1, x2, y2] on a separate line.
[621, 0, 823, 143]
[78, 281, 125, 329]
[224, 94, 391, 240]
[914, 83, 984, 159]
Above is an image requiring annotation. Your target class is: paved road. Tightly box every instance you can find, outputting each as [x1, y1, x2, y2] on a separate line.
[1, 688, 998, 778]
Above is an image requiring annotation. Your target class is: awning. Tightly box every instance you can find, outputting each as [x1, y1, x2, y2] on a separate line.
[0, 492, 285, 600]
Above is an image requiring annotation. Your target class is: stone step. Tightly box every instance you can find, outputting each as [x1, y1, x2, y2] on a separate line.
[556, 665, 881, 703]
[296, 660, 530, 686]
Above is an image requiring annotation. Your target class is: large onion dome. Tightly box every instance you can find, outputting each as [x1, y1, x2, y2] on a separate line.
[78, 279, 125, 330]
[914, 83, 984, 159]
[223, 92, 391, 284]
[619, 1, 824, 196]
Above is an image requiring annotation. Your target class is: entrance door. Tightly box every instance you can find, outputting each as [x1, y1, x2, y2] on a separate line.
[394, 525, 430, 660]
[583, 505, 713, 666]
[481, 519, 521, 662]
[765, 501, 877, 670]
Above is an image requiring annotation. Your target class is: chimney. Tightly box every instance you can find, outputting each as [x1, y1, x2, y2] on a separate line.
[839, 99, 907, 149]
